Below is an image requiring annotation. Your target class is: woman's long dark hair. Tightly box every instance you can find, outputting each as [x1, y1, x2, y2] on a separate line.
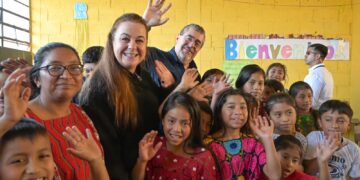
[80, 13, 148, 129]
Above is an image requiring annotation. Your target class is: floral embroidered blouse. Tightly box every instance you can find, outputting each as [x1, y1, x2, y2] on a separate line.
[205, 134, 266, 180]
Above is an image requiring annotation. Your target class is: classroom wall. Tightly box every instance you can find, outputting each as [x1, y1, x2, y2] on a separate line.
[351, 1, 360, 118]
[30, 0, 360, 117]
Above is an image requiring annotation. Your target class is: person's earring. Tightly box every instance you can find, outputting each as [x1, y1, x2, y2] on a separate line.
[36, 82, 41, 88]
[34, 77, 41, 88]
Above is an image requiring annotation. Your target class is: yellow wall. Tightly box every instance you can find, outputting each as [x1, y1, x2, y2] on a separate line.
[351, 1, 360, 118]
[31, 0, 360, 117]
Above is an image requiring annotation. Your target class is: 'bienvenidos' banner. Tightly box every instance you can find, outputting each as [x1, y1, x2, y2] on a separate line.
[225, 39, 349, 60]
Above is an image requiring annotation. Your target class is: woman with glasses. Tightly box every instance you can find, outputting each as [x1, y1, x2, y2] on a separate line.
[79, 13, 161, 179]
[26, 42, 103, 179]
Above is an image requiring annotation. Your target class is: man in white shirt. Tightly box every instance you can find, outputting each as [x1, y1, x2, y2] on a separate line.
[304, 43, 334, 110]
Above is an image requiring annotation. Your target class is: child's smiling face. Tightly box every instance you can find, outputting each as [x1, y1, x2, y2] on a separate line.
[0, 135, 55, 180]
[318, 110, 351, 138]
[162, 105, 192, 150]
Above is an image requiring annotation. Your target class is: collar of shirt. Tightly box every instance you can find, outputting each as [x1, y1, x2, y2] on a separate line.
[124, 66, 143, 82]
[309, 63, 325, 72]
[168, 47, 198, 69]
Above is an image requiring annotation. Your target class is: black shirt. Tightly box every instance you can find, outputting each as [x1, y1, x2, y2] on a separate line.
[81, 67, 160, 180]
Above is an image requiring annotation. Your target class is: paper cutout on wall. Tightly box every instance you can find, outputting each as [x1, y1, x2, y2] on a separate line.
[74, 2, 88, 20]
[225, 39, 349, 60]
[223, 60, 252, 86]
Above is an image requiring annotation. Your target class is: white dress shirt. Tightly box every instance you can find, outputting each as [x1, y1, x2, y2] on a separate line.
[304, 63, 334, 110]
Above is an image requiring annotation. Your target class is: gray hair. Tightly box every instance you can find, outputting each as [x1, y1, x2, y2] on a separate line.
[179, 24, 206, 45]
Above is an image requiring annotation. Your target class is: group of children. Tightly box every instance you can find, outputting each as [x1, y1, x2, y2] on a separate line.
[129, 61, 360, 179]
[131, 62, 359, 179]
[0, 60, 359, 180]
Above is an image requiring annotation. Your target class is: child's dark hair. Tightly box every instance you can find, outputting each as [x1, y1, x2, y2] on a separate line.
[265, 93, 295, 115]
[319, 100, 353, 119]
[0, 118, 48, 154]
[161, 92, 203, 150]
[266, 63, 287, 81]
[309, 43, 328, 60]
[198, 101, 213, 123]
[274, 135, 303, 159]
[289, 81, 313, 98]
[241, 92, 258, 135]
[82, 46, 104, 64]
[265, 80, 285, 93]
[201, 68, 225, 83]
[210, 89, 251, 135]
[235, 64, 265, 90]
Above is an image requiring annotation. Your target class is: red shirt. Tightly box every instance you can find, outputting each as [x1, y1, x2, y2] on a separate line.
[146, 136, 218, 179]
[285, 170, 316, 180]
[26, 103, 102, 180]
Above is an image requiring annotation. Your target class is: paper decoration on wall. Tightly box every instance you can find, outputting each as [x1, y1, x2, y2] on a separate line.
[223, 60, 252, 86]
[225, 38, 349, 60]
[74, 2, 88, 20]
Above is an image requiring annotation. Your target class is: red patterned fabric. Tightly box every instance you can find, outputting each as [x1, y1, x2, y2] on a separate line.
[146, 136, 218, 180]
[206, 135, 267, 180]
[25, 103, 102, 180]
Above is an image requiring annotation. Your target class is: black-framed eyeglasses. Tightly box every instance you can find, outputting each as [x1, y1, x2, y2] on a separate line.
[306, 51, 318, 55]
[37, 64, 84, 76]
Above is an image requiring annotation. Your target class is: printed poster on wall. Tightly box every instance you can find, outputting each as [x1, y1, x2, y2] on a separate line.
[225, 39, 349, 60]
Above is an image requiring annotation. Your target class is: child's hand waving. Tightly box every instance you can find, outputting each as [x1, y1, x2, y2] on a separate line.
[178, 68, 199, 92]
[0, 68, 31, 137]
[212, 74, 232, 96]
[138, 130, 162, 163]
[315, 131, 340, 180]
[317, 133, 340, 163]
[250, 115, 274, 141]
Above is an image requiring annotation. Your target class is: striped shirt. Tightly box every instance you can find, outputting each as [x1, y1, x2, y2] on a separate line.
[25, 103, 102, 180]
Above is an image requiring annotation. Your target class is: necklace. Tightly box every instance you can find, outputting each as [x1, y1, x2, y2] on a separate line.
[224, 139, 242, 155]
[222, 138, 245, 180]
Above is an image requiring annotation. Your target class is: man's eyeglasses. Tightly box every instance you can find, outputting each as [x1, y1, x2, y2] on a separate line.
[184, 35, 203, 50]
[306, 51, 318, 55]
[37, 64, 84, 76]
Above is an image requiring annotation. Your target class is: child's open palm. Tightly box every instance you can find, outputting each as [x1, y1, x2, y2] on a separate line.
[250, 115, 274, 140]
[1, 69, 31, 123]
[317, 133, 340, 163]
[138, 130, 162, 162]
[178, 68, 199, 91]
[212, 74, 232, 96]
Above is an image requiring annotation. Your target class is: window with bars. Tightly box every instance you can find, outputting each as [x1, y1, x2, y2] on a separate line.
[0, 0, 30, 51]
